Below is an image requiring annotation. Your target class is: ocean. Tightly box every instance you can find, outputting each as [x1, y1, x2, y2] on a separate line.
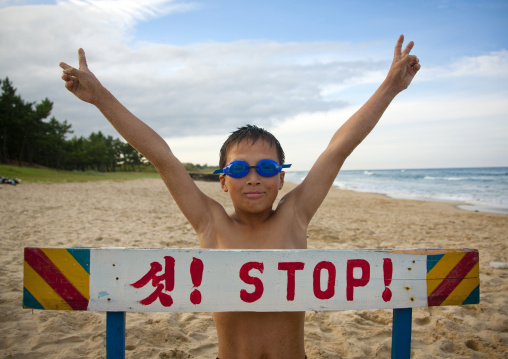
[284, 167, 508, 214]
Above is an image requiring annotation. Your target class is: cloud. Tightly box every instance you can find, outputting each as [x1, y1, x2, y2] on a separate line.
[1, 1, 507, 170]
[419, 50, 508, 80]
[168, 133, 227, 166]
[1, 1, 389, 139]
[270, 79, 508, 170]
[55, 0, 198, 30]
[98, 41, 381, 137]
[272, 96, 508, 171]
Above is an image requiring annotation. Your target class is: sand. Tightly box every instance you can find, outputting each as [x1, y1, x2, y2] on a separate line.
[1, 178, 507, 358]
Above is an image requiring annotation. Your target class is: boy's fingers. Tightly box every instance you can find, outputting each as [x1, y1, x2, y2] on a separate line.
[59, 61, 71, 70]
[60, 61, 80, 78]
[394, 34, 404, 57]
[402, 54, 418, 66]
[62, 67, 79, 76]
[411, 55, 419, 64]
[402, 41, 415, 56]
[78, 48, 88, 70]
[64, 79, 75, 91]
[400, 55, 420, 73]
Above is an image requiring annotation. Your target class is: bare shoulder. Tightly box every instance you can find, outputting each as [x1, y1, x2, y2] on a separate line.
[271, 189, 308, 249]
[280, 158, 341, 225]
[277, 180, 316, 220]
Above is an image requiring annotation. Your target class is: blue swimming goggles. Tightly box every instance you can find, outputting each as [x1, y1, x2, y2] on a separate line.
[213, 159, 292, 178]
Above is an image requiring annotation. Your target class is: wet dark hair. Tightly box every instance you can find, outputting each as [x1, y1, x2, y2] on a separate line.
[219, 125, 285, 168]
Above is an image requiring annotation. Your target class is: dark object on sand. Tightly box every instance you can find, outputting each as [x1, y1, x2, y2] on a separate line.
[188, 173, 220, 182]
[0, 177, 20, 185]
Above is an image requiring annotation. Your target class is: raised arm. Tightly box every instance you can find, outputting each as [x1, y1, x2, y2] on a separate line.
[59, 49, 220, 246]
[59, 49, 175, 169]
[292, 35, 420, 222]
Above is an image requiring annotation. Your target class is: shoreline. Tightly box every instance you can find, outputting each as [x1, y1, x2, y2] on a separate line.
[327, 185, 508, 216]
[384, 192, 508, 215]
[456, 203, 508, 215]
[292, 180, 508, 216]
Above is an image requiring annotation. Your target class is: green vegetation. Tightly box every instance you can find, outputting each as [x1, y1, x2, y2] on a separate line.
[183, 163, 219, 174]
[0, 77, 145, 172]
[0, 164, 160, 183]
[0, 163, 220, 184]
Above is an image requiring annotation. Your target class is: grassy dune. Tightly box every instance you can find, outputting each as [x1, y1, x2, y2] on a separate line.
[0, 164, 161, 184]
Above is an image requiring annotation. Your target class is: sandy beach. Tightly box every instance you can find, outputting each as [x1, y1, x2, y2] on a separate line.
[1, 178, 507, 358]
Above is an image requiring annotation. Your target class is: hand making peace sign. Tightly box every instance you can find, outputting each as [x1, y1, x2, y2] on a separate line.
[59, 48, 102, 105]
[387, 34, 421, 93]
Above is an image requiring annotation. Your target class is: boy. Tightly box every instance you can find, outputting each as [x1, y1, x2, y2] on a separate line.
[60, 35, 420, 359]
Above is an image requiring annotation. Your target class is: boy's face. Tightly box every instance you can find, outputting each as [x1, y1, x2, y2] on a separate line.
[220, 139, 285, 215]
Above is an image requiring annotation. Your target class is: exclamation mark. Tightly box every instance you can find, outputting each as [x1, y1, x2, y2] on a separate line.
[382, 258, 393, 302]
[190, 257, 204, 304]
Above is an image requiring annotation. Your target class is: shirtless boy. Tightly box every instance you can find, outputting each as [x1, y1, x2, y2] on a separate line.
[60, 35, 420, 359]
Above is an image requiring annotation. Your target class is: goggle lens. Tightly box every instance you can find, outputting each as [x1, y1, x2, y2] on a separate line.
[258, 160, 278, 176]
[229, 162, 248, 176]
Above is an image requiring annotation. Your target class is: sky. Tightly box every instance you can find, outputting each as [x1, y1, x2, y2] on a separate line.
[1, 0, 507, 170]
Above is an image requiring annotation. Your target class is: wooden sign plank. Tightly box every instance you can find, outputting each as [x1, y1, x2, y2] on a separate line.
[23, 248, 479, 312]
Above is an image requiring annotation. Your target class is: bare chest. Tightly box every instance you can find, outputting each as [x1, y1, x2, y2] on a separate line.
[215, 220, 307, 250]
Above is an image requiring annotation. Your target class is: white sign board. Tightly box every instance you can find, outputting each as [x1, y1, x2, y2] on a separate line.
[88, 249, 427, 312]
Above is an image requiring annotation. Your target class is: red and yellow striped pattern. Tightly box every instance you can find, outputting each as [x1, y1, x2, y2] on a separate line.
[427, 249, 479, 306]
[23, 248, 90, 310]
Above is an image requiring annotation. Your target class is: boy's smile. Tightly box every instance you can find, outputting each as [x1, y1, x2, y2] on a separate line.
[244, 191, 264, 199]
